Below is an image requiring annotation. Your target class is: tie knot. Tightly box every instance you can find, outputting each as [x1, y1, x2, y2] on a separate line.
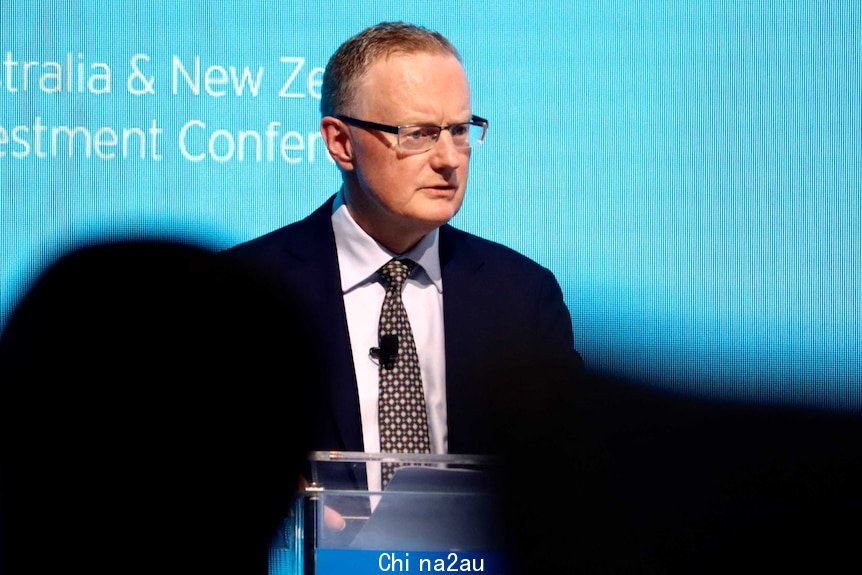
[379, 258, 415, 290]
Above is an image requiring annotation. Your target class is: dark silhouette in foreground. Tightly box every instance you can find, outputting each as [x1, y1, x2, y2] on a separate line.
[0, 240, 320, 575]
[495, 367, 862, 574]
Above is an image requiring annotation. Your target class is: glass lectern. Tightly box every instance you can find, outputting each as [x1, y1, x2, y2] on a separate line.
[270, 452, 511, 575]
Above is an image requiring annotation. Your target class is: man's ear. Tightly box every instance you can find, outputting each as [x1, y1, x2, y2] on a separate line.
[320, 116, 354, 171]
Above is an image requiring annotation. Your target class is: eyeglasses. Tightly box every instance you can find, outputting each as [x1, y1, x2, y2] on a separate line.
[335, 114, 489, 152]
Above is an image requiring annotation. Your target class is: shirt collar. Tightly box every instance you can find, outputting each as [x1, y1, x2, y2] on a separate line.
[331, 188, 443, 294]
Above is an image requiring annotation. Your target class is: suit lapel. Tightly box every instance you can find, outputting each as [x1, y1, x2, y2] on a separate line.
[282, 198, 364, 452]
[439, 225, 486, 453]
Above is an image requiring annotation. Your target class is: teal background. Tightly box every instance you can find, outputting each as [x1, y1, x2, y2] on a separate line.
[2, 1, 859, 409]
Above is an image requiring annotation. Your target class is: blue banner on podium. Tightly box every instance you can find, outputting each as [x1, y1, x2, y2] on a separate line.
[316, 549, 511, 575]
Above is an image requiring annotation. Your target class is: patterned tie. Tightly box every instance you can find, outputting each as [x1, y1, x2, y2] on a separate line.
[377, 258, 431, 489]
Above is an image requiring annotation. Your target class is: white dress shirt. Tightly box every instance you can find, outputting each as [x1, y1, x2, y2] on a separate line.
[331, 190, 448, 490]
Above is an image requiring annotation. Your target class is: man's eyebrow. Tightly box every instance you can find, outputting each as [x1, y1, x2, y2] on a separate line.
[399, 117, 473, 127]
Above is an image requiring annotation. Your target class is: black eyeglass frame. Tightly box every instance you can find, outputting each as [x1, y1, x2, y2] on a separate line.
[334, 114, 489, 148]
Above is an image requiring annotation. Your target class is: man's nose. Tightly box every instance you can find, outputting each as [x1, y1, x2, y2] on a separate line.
[428, 130, 463, 169]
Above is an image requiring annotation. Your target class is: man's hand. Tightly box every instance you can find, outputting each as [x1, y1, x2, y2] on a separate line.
[298, 476, 346, 531]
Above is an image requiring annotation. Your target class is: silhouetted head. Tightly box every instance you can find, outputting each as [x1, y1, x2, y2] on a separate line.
[0, 240, 320, 575]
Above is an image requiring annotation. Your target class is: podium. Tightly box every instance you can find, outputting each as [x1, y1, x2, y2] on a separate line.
[270, 452, 512, 575]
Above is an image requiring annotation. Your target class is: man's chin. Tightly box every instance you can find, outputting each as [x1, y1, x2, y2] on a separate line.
[415, 205, 461, 230]
[421, 194, 463, 219]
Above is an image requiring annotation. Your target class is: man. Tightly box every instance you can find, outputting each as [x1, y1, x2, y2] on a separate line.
[224, 22, 581, 489]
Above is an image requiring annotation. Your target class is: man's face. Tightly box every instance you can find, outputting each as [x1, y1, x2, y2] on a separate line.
[338, 52, 472, 252]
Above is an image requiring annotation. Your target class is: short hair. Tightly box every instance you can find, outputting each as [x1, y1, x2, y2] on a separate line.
[320, 21, 462, 117]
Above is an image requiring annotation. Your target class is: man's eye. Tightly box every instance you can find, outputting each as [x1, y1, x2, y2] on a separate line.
[450, 124, 470, 138]
[403, 128, 430, 140]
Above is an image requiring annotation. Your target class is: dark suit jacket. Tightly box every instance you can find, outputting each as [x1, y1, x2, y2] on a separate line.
[223, 196, 580, 457]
